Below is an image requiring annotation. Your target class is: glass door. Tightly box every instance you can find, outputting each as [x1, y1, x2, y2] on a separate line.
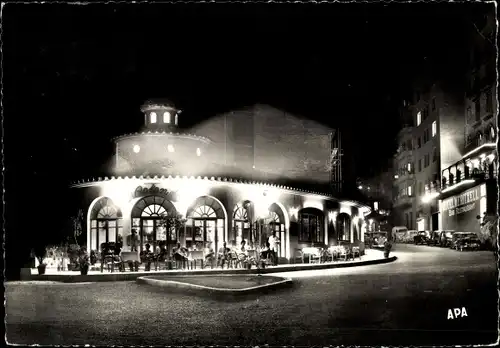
[98, 221, 107, 251]
[194, 220, 204, 250]
[141, 219, 155, 252]
[205, 220, 216, 253]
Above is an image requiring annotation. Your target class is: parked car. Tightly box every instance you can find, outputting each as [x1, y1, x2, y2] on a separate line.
[451, 232, 481, 251]
[427, 231, 441, 246]
[365, 231, 388, 248]
[414, 231, 430, 245]
[438, 230, 454, 247]
[392, 226, 408, 243]
[404, 230, 418, 243]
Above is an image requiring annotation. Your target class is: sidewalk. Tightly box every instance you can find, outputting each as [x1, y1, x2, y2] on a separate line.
[23, 249, 395, 282]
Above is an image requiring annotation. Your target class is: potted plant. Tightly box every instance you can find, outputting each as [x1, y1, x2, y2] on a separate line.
[67, 244, 81, 271]
[34, 244, 47, 275]
[78, 246, 90, 275]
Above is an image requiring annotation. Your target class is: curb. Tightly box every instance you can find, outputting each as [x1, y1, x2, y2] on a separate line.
[21, 255, 397, 283]
[136, 274, 293, 298]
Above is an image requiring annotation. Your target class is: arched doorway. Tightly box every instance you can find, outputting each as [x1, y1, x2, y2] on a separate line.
[265, 203, 286, 258]
[89, 197, 123, 252]
[298, 208, 325, 245]
[337, 213, 351, 242]
[186, 196, 226, 252]
[131, 195, 177, 252]
[233, 201, 255, 246]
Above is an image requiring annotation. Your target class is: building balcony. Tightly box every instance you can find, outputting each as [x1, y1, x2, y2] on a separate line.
[393, 195, 414, 209]
[441, 151, 497, 193]
[393, 170, 415, 183]
[465, 122, 496, 153]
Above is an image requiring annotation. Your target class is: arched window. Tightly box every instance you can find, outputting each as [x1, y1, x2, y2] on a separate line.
[163, 111, 171, 124]
[233, 202, 251, 246]
[337, 213, 351, 241]
[186, 196, 225, 253]
[150, 112, 157, 123]
[89, 197, 123, 252]
[131, 196, 177, 252]
[266, 204, 286, 258]
[298, 208, 324, 244]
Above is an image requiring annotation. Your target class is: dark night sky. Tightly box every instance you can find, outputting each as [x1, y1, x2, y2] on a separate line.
[4, 3, 492, 210]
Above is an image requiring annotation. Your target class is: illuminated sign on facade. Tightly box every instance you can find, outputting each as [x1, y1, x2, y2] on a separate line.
[134, 184, 175, 198]
[440, 185, 486, 233]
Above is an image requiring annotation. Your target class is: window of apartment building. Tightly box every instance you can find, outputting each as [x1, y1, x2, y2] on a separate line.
[423, 106, 429, 120]
[374, 202, 379, 211]
[418, 182, 423, 195]
[423, 129, 428, 143]
[417, 111, 422, 126]
[417, 137, 421, 148]
[425, 154, 430, 168]
[432, 147, 437, 162]
[486, 89, 493, 114]
[467, 106, 473, 123]
[418, 158, 422, 172]
[407, 162, 412, 173]
[407, 185, 412, 196]
[432, 97, 436, 111]
[475, 98, 481, 121]
[406, 139, 412, 151]
[432, 121, 437, 137]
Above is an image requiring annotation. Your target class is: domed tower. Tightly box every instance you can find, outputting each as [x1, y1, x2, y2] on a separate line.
[140, 98, 181, 132]
[112, 99, 212, 177]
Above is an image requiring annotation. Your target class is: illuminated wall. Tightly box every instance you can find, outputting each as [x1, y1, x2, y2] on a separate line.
[189, 104, 333, 184]
[114, 134, 210, 176]
[72, 178, 368, 259]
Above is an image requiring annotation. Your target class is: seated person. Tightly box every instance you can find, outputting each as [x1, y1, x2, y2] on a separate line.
[260, 242, 271, 260]
[157, 244, 168, 262]
[140, 243, 154, 271]
[237, 240, 250, 266]
[205, 242, 215, 262]
[173, 242, 189, 268]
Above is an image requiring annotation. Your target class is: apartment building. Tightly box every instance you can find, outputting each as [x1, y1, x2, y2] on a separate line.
[393, 79, 465, 232]
[438, 12, 497, 236]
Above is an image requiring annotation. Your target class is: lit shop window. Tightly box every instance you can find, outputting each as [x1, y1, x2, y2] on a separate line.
[432, 121, 437, 137]
[196, 148, 201, 156]
[150, 112, 157, 123]
[163, 112, 171, 124]
[133, 145, 140, 153]
[175, 113, 178, 125]
[417, 111, 422, 126]
[167, 144, 175, 153]
[407, 186, 412, 196]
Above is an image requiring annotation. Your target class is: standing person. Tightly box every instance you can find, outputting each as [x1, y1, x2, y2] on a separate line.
[268, 231, 280, 266]
[130, 229, 138, 252]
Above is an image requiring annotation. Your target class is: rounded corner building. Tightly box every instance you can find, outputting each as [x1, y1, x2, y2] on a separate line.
[70, 99, 371, 263]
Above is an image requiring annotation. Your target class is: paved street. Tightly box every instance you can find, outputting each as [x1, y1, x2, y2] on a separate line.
[6, 244, 498, 346]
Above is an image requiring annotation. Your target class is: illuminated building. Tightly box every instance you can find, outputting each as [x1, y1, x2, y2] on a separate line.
[393, 75, 467, 232]
[439, 12, 497, 234]
[393, 12, 497, 233]
[70, 100, 370, 262]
